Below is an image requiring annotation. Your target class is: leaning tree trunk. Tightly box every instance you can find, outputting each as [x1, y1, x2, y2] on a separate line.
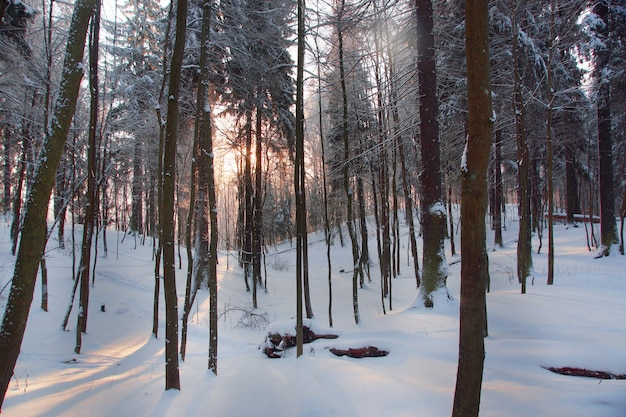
[451, 1, 492, 415]
[415, 0, 448, 307]
[161, 0, 187, 391]
[0, 0, 95, 408]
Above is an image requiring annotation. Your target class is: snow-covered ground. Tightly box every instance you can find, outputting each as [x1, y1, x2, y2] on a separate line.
[1, 210, 625, 417]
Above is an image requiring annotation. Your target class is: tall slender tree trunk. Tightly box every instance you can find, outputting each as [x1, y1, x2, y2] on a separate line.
[313, 28, 331, 326]
[546, 0, 555, 285]
[415, 0, 448, 307]
[75, 2, 101, 354]
[565, 142, 579, 225]
[447, 172, 456, 256]
[512, 10, 532, 293]
[180, 89, 199, 362]
[357, 174, 368, 286]
[190, 0, 217, 372]
[253, 107, 263, 309]
[130, 140, 144, 234]
[337, 0, 360, 324]
[619, 104, 626, 255]
[153, 0, 174, 340]
[244, 112, 253, 294]
[0, 0, 95, 408]
[295, 0, 306, 355]
[161, 0, 188, 390]
[493, 129, 503, 247]
[2, 126, 10, 213]
[452, 1, 492, 415]
[10, 134, 28, 255]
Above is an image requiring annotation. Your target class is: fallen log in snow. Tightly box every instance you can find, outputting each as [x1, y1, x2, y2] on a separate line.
[263, 325, 338, 358]
[328, 346, 389, 358]
[543, 366, 626, 380]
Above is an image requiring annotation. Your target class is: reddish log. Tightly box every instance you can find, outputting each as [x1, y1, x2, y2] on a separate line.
[329, 346, 389, 358]
[543, 366, 626, 380]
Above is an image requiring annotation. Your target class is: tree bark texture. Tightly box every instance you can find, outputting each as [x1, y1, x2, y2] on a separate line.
[594, 2, 617, 251]
[452, 0, 492, 415]
[161, 0, 187, 390]
[416, 0, 447, 306]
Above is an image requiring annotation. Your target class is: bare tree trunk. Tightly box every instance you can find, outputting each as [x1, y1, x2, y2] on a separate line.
[40, 255, 48, 312]
[493, 130, 503, 247]
[357, 174, 368, 286]
[619, 105, 626, 255]
[337, 0, 360, 325]
[416, 0, 448, 307]
[75, 2, 101, 354]
[161, 0, 188, 390]
[200, 1, 219, 372]
[180, 99, 199, 363]
[546, 0, 555, 284]
[314, 26, 330, 326]
[243, 114, 253, 293]
[130, 139, 144, 234]
[253, 107, 262, 308]
[594, 2, 617, 253]
[452, 1, 492, 415]
[295, 0, 306, 355]
[446, 168, 456, 256]
[0, 0, 95, 407]
[10, 133, 28, 255]
[512, 10, 532, 294]
[152, 0, 174, 340]
[2, 126, 10, 213]
[565, 143, 579, 225]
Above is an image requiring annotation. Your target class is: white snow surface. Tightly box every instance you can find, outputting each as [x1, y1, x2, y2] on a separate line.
[1, 210, 625, 417]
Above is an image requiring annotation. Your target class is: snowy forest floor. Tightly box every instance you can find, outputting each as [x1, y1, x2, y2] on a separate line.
[1, 209, 625, 417]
